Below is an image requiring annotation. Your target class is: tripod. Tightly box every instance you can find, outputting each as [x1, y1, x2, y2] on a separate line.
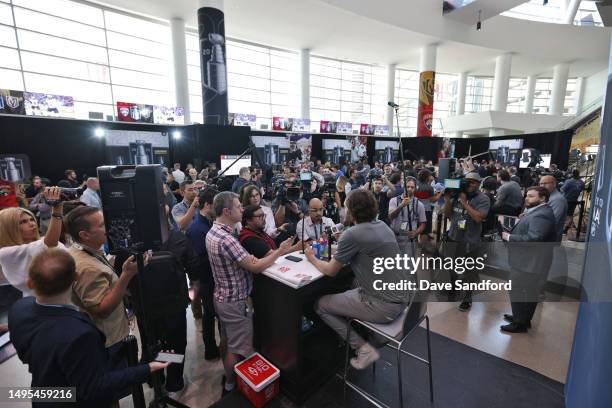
[131, 249, 190, 408]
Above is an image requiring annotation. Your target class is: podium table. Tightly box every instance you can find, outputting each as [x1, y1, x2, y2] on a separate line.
[252, 252, 353, 404]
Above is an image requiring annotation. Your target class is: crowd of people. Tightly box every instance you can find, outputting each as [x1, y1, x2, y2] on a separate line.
[0, 154, 586, 405]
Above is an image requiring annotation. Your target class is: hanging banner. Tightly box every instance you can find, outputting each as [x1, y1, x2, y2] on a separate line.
[198, 7, 229, 125]
[292, 118, 311, 132]
[417, 70, 435, 137]
[23, 92, 74, 118]
[565, 57, 612, 407]
[231, 113, 256, 128]
[359, 124, 375, 136]
[116, 102, 154, 123]
[0, 89, 25, 115]
[373, 125, 389, 136]
[272, 116, 293, 131]
[153, 106, 185, 125]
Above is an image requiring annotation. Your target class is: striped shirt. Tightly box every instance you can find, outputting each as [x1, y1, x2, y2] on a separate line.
[205, 222, 251, 303]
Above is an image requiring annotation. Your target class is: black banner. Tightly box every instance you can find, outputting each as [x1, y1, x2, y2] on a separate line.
[197, 7, 229, 125]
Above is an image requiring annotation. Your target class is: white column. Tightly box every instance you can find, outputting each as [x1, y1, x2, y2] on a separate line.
[199, 0, 223, 9]
[573, 77, 585, 115]
[550, 62, 570, 116]
[299, 49, 310, 119]
[454, 72, 467, 138]
[492, 53, 512, 112]
[560, 0, 570, 21]
[420, 44, 437, 72]
[170, 17, 190, 124]
[386, 64, 396, 136]
[525, 75, 537, 113]
[564, 0, 581, 24]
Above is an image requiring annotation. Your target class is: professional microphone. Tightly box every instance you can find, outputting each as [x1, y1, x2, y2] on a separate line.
[387, 101, 399, 108]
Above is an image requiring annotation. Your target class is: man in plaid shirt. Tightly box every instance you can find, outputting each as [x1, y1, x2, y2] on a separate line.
[205, 191, 292, 396]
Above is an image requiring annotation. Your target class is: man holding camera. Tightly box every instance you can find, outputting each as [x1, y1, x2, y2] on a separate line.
[388, 177, 426, 254]
[443, 172, 490, 311]
[369, 173, 396, 225]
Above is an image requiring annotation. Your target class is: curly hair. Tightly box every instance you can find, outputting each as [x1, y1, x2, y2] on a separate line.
[345, 189, 378, 224]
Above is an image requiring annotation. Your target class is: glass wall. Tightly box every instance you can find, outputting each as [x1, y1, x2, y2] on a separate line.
[310, 56, 387, 130]
[507, 77, 527, 113]
[465, 76, 493, 113]
[393, 69, 419, 137]
[432, 73, 458, 136]
[185, 32, 300, 127]
[0, 0, 174, 120]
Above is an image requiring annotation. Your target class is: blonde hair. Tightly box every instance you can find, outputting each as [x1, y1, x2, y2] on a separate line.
[0, 207, 40, 248]
[336, 176, 348, 193]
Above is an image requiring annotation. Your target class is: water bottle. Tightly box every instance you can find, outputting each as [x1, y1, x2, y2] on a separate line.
[311, 241, 321, 259]
[319, 235, 329, 259]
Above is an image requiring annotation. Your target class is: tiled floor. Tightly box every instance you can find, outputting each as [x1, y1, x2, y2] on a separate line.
[0, 242, 582, 407]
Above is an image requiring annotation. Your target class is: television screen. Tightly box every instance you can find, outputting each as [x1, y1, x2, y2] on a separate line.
[489, 139, 523, 150]
[220, 155, 251, 176]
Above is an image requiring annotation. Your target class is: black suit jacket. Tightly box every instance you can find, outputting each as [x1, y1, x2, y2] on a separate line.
[9, 297, 150, 408]
[507, 203, 557, 275]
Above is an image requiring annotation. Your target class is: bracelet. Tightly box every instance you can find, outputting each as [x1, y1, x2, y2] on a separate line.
[51, 213, 63, 220]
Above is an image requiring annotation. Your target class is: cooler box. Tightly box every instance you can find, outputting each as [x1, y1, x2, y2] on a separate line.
[234, 353, 280, 407]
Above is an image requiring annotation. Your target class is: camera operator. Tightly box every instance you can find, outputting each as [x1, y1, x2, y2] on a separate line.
[492, 170, 523, 216]
[561, 169, 584, 231]
[442, 172, 490, 312]
[172, 180, 199, 231]
[500, 186, 556, 332]
[272, 175, 308, 235]
[9, 248, 167, 408]
[388, 177, 426, 254]
[296, 198, 336, 242]
[369, 173, 396, 225]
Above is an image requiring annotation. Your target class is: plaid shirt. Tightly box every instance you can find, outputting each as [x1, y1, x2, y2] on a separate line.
[205, 222, 251, 302]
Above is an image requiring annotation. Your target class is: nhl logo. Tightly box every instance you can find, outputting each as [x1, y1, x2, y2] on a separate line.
[6, 95, 20, 109]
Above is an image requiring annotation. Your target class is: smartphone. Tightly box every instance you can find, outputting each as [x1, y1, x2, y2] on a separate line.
[155, 352, 184, 364]
[285, 255, 302, 262]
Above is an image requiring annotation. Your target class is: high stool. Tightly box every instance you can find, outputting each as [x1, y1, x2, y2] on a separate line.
[343, 302, 433, 408]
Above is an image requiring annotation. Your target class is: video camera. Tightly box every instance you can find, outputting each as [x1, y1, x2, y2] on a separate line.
[368, 168, 383, 181]
[443, 177, 468, 199]
[273, 176, 300, 204]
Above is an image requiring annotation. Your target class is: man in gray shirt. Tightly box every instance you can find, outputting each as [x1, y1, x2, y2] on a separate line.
[305, 189, 409, 370]
[492, 170, 523, 216]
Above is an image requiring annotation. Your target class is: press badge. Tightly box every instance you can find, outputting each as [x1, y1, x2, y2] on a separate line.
[400, 222, 409, 231]
[458, 219, 466, 230]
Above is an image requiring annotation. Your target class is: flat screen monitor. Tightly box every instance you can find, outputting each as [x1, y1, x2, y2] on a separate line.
[539, 154, 552, 169]
[489, 139, 523, 150]
[220, 155, 251, 176]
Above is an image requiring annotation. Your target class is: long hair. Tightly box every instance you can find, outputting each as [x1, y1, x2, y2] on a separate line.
[336, 176, 348, 193]
[0, 207, 40, 248]
[241, 184, 261, 208]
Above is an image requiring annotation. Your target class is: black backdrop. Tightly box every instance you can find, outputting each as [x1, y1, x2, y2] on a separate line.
[0, 114, 573, 183]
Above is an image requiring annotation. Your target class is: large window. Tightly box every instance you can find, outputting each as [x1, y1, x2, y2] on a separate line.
[310, 57, 387, 130]
[394, 69, 419, 137]
[502, 0, 603, 26]
[432, 73, 458, 136]
[465, 76, 493, 113]
[507, 77, 527, 113]
[0, 0, 174, 120]
[186, 33, 299, 127]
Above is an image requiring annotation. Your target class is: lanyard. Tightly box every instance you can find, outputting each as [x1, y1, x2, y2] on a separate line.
[397, 196, 415, 231]
[78, 245, 115, 271]
[313, 222, 323, 240]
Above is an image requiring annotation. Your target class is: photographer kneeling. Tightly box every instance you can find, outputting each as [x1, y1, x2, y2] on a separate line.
[442, 172, 490, 312]
[306, 190, 409, 370]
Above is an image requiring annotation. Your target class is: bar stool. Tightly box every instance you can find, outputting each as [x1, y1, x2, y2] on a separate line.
[343, 302, 433, 408]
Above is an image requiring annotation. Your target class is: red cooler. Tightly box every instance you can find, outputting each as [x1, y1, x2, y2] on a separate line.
[234, 353, 280, 407]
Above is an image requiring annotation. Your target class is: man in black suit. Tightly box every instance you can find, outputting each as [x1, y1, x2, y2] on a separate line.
[8, 248, 168, 407]
[500, 186, 557, 333]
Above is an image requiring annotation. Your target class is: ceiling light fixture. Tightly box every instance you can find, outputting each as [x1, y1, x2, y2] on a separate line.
[476, 10, 482, 31]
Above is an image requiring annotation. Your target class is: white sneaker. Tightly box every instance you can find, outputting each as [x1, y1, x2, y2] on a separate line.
[350, 342, 380, 370]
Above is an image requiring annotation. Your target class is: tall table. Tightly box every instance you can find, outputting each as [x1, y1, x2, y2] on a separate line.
[251, 252, 353, 404]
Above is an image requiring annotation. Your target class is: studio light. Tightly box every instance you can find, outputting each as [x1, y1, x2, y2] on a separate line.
[94, 128, 105, 137]
[476, 10, 482, 31]
[172, 131, 182, 140]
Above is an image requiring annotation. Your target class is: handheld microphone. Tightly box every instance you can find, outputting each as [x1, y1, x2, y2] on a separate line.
[387, 101, 399, 108]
